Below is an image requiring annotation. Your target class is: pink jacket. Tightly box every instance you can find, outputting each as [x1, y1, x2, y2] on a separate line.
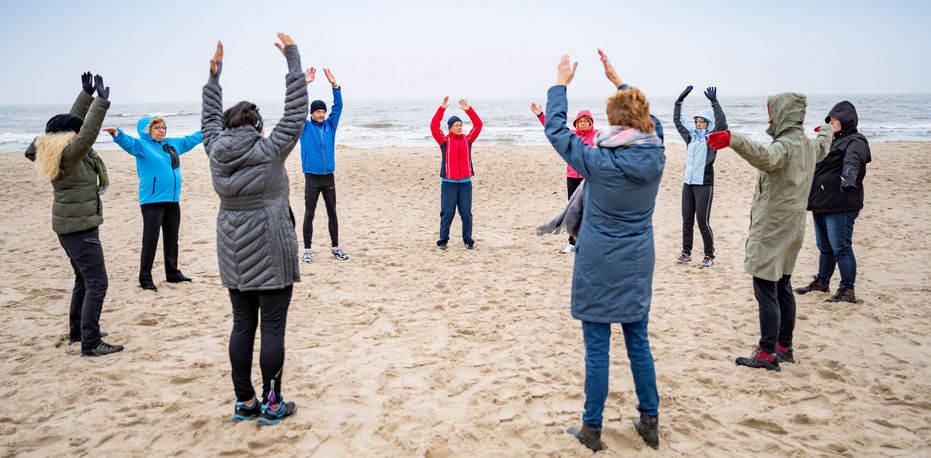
[537, 110, 597, 178]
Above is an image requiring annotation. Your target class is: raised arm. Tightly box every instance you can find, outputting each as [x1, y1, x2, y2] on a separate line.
[201, 41, 224, 150]
[705, 87, 728, 132]
[267, 34, 309, 159]
[60, 75, 110, 169]
[69, 72, 95, 118]
[430, 98, 447, 145]
[545, 84, 599, 178]
[324, 69, 342, 129]
[461, 99, 483, 143]
[531, 102, 546, 125]
[727, 134, 788, 173]
[673, 86, 693, 143]
[107, 127, 146, 157]
[168, 131, 204, 155]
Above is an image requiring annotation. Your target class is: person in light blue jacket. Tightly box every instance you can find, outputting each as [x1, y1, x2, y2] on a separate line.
[298, 67, 348, 263]
[673, 86, 727, 268]
[104, 117, 201, 291]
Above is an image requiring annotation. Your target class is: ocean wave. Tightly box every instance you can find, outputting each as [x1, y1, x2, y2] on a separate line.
[356, 122, 397, 129]
[0, 132, 38, 144]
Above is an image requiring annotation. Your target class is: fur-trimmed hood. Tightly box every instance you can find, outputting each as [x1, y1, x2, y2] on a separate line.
[33, 132, 77, 180]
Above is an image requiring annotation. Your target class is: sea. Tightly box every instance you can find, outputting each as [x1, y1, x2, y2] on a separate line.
[2, 94, 929, 153]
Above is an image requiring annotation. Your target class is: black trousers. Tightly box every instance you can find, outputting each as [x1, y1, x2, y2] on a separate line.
[567, 177, 584, 245]
[753, 275, 796, 354]
[303, 173, 338, 248]
[681, 183, 715, 257]
[139, 202, 182, 283]
[58, 227, 107, 351]
[228, 286, 293, 403]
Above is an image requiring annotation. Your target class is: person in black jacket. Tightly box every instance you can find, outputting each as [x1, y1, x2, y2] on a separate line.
[795, 101, 871, 303]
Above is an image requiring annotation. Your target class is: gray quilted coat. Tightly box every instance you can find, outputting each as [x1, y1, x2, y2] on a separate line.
[201, 45, 308, 291]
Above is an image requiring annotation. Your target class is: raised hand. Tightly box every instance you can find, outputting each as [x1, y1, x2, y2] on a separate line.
[704, 86, 718, 103]
[305, 67, 316, 85]
[441, 96, 449, 109]
[530, 102, 543, 116]
[210, 41, 223, 75]
[597, 48, 622, 87]
[323, 68, 338, 88]
[677, 85, 693, 103]
[556, 55, 578, 86]
[458, 99, 470, 111]
[93, 75, 109, 100]
[707, 130, 731, 150]
[274, 32, 295, 55]
[102, 127, 117, 136]
[81, 72, 94, 95]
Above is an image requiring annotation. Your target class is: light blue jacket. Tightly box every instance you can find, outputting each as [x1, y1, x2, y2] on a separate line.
[111, 117, 202, 204]
[674, 102, 727, 185]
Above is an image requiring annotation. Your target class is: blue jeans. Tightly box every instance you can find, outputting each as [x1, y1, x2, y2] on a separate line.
[581, 315, 659, 428]
[813, 211, 859, 289]
[438, 181, 473, 244]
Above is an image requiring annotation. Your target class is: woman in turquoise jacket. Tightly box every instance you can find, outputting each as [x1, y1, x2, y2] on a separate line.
[104, 117, 202, 291]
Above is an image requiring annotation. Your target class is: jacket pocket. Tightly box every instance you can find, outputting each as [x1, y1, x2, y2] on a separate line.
[151, 177, 157, 195]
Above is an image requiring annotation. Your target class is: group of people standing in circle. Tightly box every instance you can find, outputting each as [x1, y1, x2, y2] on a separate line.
[25, 33, 871, 450]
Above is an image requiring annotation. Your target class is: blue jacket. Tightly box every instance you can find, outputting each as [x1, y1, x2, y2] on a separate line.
[544, 85, 666, 324]
[300, 87, 343, 175]
[673, 101, 727, 185]
[112, 117, 202, 205]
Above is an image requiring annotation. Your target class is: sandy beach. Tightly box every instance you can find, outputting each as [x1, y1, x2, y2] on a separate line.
[0, 141, 929, 457]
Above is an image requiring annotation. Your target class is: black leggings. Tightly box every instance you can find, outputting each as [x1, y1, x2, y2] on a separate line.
[753, 276, 796, 354]
[228, 286, 293, 403]
[567, 177, 584, 245]
[681, 183, 715, 257]
[58, 227, 108, 351]
[139, 202, 182, 283]
[303, 173, 338, 248]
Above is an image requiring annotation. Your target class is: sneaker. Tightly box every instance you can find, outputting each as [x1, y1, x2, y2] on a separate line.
[257, 398, 297, 426]
[735, 347, 780, 372]
[775, 343, 795, 363]
[464, 241, 475, 250]
[566, 424, 603, 452]
[825, 287, 857, 303]
[632, 414, 660, 450]
[233, 396, 262, 423]
[81, 341, 124, 357]
[700, 256, 714, 268]
[69, 331, 108, 345]
[561, 243, 576, 254]
[331, 247, 349, 260]
[676, 253, 691, 265]
[795, 275, 829, 294]
[301, 249, 313, 263]
[437, 240, 448, 250]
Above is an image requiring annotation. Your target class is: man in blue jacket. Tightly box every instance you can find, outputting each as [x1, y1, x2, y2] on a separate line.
[299, 67, 347, 263]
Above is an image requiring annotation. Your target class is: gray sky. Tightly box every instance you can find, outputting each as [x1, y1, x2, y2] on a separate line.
[1, 0, 929, 104]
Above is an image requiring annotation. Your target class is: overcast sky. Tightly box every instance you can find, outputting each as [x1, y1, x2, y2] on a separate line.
[1, 0, 928, 105]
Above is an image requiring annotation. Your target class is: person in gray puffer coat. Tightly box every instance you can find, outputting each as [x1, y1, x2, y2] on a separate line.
[201, 34, 308, 426]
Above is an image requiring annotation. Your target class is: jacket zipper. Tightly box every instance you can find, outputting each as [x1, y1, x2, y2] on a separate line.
[151, 177, 157, 195]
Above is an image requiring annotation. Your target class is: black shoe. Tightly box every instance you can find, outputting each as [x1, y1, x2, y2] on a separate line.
[795, 275, 829, 294]
[81, 341, 124, 357]
[464, 241, 475, 250]
[232, 395, 262, 423]
[69, 331, 108, 345]
[437, 241, 448, 251]
[825, 287, 857, 303]
[166, 274, 192, 283]
[735, 347, 781, 372]
[775, 343, 795, 363]
[632, 414, 659, 449]
[140, 282, 158, 292]
[566, 424, 603, 452]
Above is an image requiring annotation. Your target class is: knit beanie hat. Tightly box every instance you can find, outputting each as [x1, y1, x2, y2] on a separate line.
[310, 100, 327, 113]
[447, 115, 462, 128]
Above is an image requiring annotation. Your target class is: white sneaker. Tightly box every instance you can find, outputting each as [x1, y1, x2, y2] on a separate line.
[561, 243, 576, 254]
[301, 249, 313, 263]
[331, 247, 349, 260]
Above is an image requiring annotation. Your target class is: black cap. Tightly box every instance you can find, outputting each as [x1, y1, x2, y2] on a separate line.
[45, 114, 83, 134]
[310, 100, 327, 113]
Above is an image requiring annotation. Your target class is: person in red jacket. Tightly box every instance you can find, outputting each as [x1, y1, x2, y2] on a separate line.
[531, 103, 598, 253]
[430, 96, 483, 250]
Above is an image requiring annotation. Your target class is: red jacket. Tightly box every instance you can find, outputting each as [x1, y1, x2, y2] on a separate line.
[538, 110, 597, 179]
[431, 106, 483, 180]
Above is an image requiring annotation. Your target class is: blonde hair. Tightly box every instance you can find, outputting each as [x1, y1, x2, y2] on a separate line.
[606, 87, 655, 133]
[148, 117, 166, 134]
[34, 132, 77, 180]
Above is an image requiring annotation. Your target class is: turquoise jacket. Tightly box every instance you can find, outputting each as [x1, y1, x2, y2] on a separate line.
[112, 117, 202, 204]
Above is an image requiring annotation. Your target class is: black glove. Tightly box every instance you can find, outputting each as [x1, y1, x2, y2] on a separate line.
[841, 182, 858, 193]
[81, 72, 94, 95]
[93, 74, 110, 100]
[704, 86, 717, 103]
[676, 85, 693, 103]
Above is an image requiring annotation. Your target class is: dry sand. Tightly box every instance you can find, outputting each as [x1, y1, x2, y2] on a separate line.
[0, 141, 929, 457]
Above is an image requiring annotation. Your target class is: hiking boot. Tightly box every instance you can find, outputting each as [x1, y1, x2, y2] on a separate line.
[735, 347, 780, 372]
[632, 414, 659, 449]
[676, 253, 691, 265]
[795, 275, 829, 294]
[566, 424, 603, 452]
[825, 287, 857, 303]
[331, 247, 349, 260]
[700, 256, 714, 268]
[233, 395, 262, 423]
[775, 343, 795, 363]
[69, 331, 107, 345]
[301, 249, 313, 263]
[437, 241, 448, 251]
[81, 341, 124, 357]
[139, 281, 157, 292]
[166, 274, 192, 283]
[561, 243, 576, 254]
[464, 241, 475, 250]
[257, 398, 297, 426]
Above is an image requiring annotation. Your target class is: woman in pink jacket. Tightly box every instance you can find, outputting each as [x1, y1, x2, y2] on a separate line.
[532, 103, 598, 253]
